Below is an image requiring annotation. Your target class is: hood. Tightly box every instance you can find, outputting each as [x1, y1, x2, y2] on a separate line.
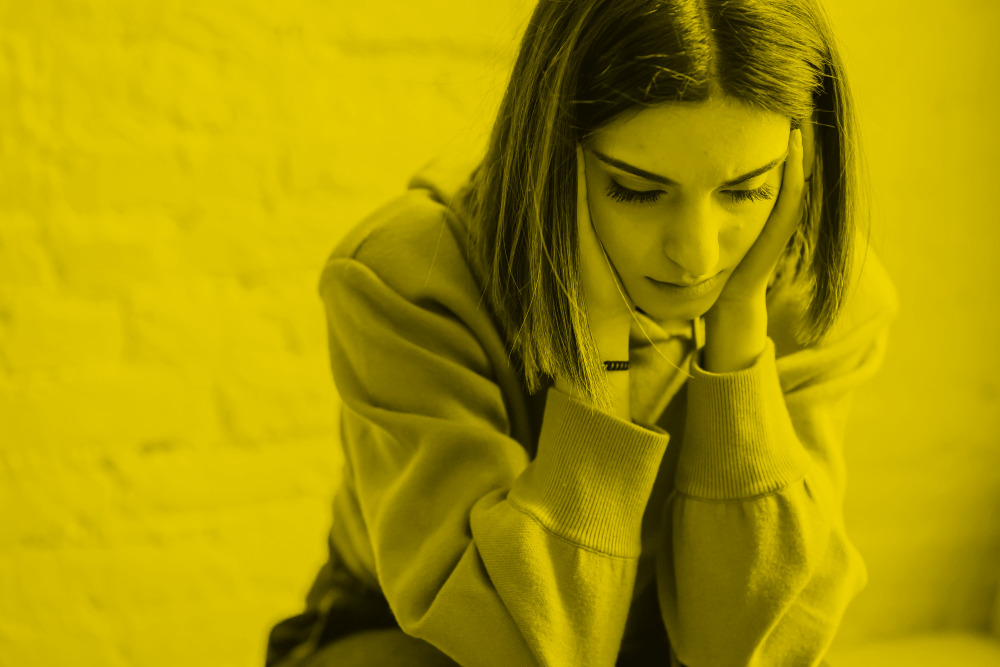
[406, 132, 488, 211]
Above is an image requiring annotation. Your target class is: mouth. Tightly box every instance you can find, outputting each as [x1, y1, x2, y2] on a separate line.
[646, 272, 724, 299]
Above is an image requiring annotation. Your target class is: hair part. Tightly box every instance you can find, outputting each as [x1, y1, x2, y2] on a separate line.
[462, 0, 864, 407]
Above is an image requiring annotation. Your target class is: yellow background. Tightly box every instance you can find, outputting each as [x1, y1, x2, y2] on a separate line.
[0, 1, 997, 665]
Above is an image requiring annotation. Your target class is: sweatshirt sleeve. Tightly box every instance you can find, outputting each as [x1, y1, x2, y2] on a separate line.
[657, 257, 898, 667]
[322, 254, 669, 667]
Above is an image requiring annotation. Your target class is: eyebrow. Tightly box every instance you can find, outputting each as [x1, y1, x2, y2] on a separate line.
[591, 149, 789, 188]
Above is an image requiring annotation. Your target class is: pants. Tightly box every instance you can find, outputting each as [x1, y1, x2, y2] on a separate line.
[296, 629, 460, 667]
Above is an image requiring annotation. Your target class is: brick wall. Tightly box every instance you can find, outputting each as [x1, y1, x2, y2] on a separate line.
[0, 2, 531, 665]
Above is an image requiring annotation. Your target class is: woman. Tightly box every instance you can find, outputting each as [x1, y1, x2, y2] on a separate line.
[267, 0, 897, 665]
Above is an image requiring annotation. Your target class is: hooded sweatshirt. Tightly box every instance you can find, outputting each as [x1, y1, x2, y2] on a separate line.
[265, 150, 898, 667]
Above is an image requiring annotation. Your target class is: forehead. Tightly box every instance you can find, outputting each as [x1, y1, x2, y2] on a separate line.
[590, 97, 790, 181]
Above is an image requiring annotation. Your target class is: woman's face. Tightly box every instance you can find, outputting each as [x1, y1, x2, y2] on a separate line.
[582, 96, 792, 323]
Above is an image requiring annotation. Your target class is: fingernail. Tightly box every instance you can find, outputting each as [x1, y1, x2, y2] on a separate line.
[794, 128, 803, 149]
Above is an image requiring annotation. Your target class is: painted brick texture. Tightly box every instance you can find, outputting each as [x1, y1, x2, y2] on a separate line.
[0, 2, 531, 665]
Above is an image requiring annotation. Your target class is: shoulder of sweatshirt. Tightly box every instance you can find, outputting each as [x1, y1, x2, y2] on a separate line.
[763, 243, 899, 397]
[320, 137, 485, 299]
[328, 186, 465, 278]
[767, 244, 900, 360]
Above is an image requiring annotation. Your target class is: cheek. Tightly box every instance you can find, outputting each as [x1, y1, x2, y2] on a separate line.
[587, 197, 651, 269]
[725, 203, 776, 258]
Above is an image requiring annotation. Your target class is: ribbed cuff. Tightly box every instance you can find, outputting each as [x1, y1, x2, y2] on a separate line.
[508, 388, 669, 557]
[675, 338, 810, 500]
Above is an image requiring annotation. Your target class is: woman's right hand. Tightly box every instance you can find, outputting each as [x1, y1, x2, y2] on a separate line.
[574, 144, 634, 359]
[554, 145, 633, 420]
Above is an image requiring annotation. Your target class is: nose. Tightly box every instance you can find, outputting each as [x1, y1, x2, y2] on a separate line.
[661, 198, 720, 280]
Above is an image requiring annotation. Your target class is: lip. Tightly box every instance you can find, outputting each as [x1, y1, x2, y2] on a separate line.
[646, 272, 724, 299]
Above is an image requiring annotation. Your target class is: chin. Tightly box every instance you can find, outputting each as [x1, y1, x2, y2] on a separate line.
[635, 297, 716, 323]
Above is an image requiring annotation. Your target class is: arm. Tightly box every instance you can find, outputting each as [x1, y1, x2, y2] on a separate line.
[657, 254, 898, 666]
[323, 249, 669, 666]
[651, 124, 897, 664]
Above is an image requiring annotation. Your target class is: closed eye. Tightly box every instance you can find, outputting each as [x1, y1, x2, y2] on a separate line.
[725, 183, 777, 204]
[607, 180, 777, 206]
[606, 180, 662, 205]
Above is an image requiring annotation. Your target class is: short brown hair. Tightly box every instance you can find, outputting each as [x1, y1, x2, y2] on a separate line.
[463, 0, 863, 404]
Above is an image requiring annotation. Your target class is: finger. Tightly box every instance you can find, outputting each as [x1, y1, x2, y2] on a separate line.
[781, 126, 806, 225]
[576, 144, 604, 264]
[728, 128, 804, 288]
[758, 128, 805, 253]
[576, 143, 600, 268]
[801, 113, 816, 182]
[576, 143, 592, 233]
[576, 143, 635, 312]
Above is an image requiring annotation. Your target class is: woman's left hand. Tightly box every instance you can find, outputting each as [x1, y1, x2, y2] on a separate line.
[702, 125, 810, 372]
[716, 126, 808, 309]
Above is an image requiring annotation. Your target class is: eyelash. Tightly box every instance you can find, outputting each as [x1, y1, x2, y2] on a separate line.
[605, 180, 778, 206]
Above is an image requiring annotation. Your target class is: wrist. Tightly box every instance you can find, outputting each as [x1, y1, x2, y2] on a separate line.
[703, 301, 768, 373]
